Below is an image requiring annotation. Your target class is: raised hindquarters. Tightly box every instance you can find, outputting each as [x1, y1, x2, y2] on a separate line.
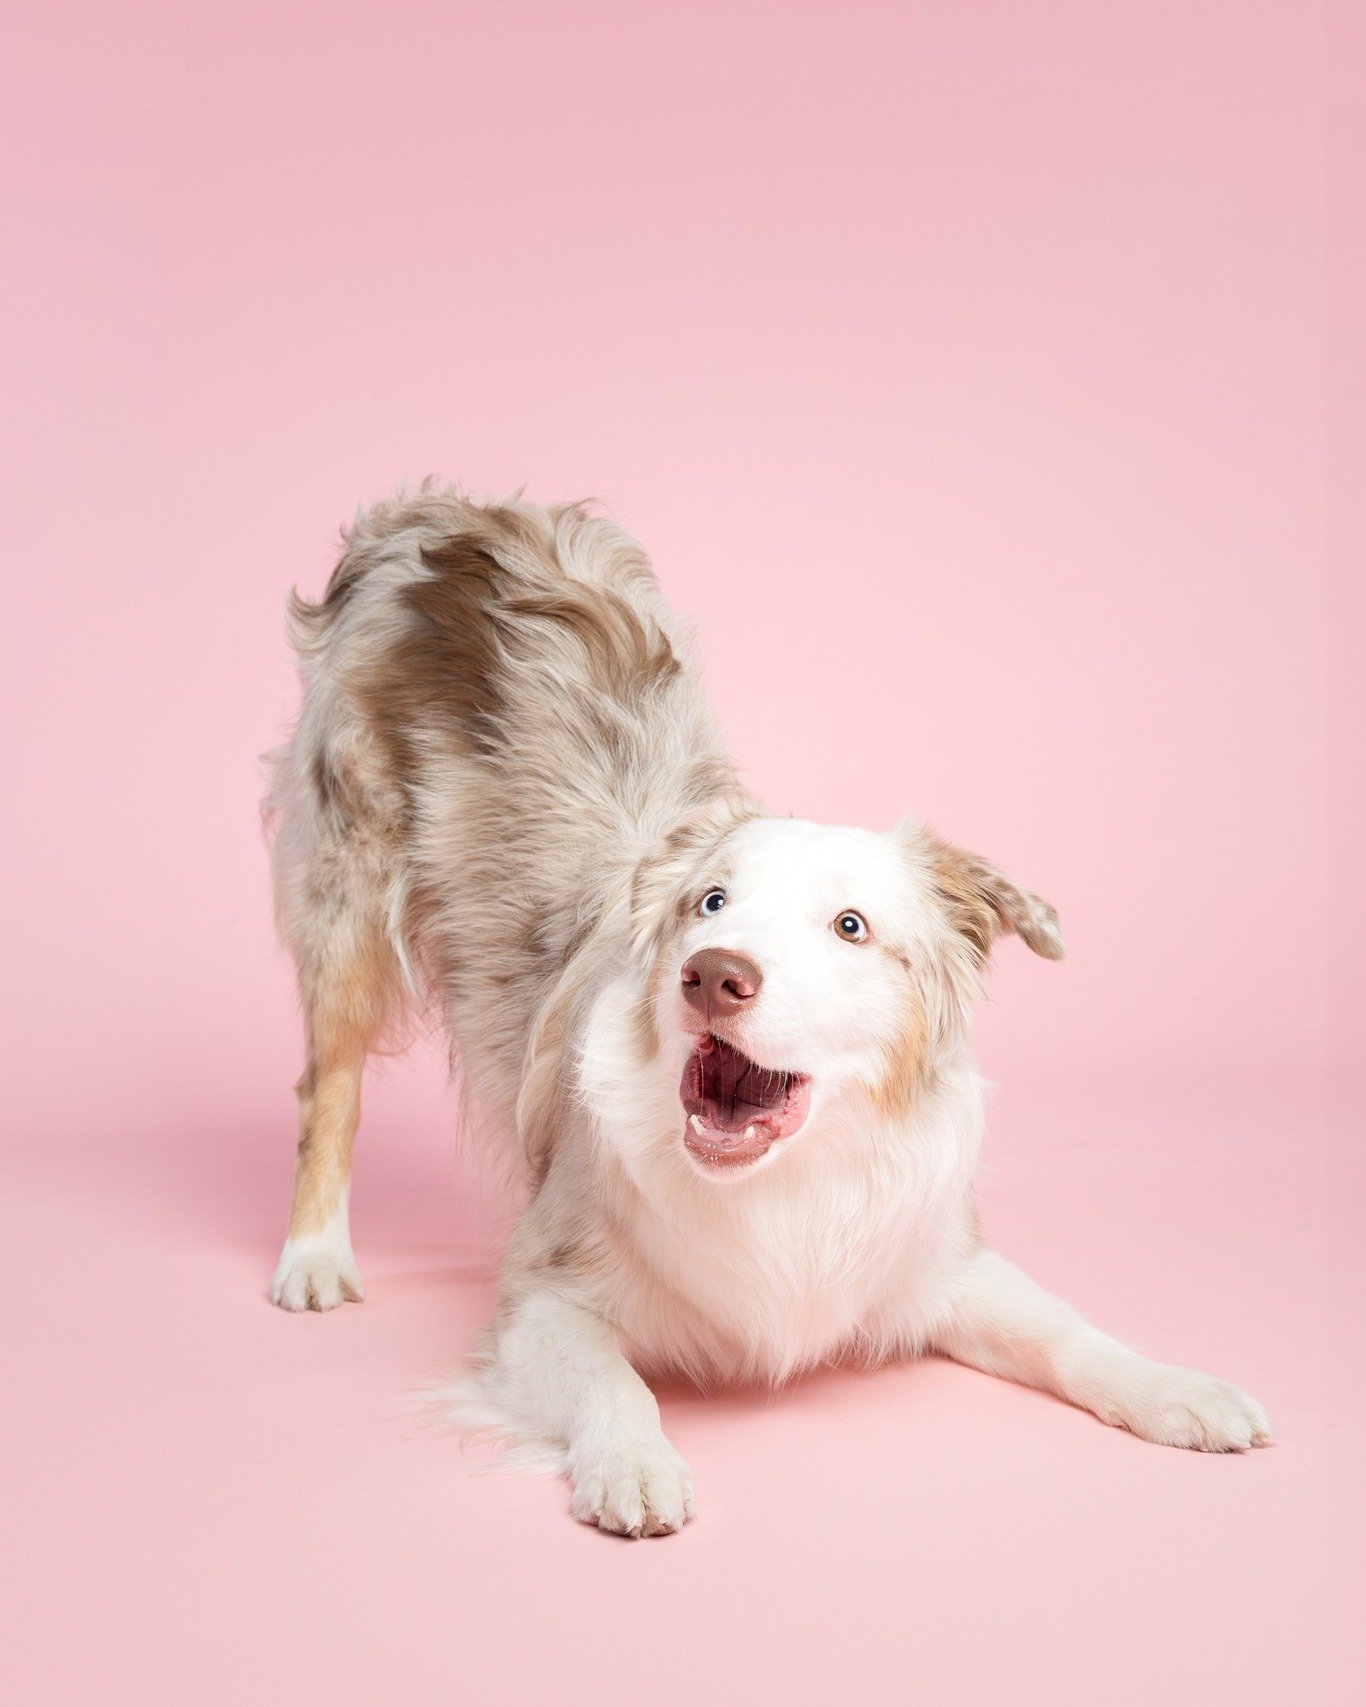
[268, 487, 744, 1181]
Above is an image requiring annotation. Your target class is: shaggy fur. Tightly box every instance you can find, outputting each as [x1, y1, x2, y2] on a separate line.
[267, 487, 1269, 1536]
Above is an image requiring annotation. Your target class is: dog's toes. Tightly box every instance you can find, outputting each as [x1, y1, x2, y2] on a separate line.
[269, 1240, 365, 1312]
[1104, 1364, 1271, 1453]
[569, 1434, 696, 1538]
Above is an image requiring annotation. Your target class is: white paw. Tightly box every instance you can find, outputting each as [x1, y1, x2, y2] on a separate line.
[269, 1234, 364, 1312]
[568, 1432, 697, 1537]
[1100, 1361, 1271, 1452]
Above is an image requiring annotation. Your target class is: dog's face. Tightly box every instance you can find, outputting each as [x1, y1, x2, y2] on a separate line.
[626, 812, 1063, 1182]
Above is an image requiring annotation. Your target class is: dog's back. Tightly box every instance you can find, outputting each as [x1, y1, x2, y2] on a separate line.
[267, 490, 740, 1221]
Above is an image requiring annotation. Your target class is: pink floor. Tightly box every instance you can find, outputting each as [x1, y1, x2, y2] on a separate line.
[4, 1052, 1362, 1704]
[3, 3, 1362, 1701]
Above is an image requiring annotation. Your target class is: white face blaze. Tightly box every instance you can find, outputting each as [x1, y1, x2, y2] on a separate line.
[665, 818, 954, 1178]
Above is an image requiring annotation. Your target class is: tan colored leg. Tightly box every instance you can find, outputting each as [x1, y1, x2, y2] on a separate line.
[271, 935, 395, 1311]
[288, 1041, 364, 1242]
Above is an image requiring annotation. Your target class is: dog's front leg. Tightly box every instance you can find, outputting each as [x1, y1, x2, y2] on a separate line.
[930, 1247, 1271, 1451]
[479, 1290, 696, 1537]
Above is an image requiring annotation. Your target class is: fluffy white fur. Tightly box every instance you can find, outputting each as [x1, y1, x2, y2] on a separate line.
[266, 486, 1269, 1536]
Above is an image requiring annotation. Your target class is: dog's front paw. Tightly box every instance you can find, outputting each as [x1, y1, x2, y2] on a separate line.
[568, 1432, 697, 1537]
[1099, 1361, 1271, 1452]
[269, 1236, 365, 1312]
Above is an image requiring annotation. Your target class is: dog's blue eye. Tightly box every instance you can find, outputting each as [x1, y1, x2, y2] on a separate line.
[699, 889, 726, 917]
[835, 911, 868, 942]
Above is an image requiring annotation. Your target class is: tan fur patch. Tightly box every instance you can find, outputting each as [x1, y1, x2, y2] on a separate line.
[348, 510, 690, 803]
[359, 533, 510, 792]
[287, 930, 397, 1238]
[870, 977, 931, 1121]
[288, 1056, 363, 1237]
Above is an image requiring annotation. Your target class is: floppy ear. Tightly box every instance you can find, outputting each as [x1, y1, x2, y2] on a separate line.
[900, 820, 1065, 963]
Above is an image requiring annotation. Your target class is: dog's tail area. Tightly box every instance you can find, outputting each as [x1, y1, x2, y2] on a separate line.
[262, 492, 452, 1033]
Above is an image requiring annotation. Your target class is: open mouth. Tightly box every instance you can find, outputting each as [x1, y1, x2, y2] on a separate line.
[679, 1035, 812, 1172]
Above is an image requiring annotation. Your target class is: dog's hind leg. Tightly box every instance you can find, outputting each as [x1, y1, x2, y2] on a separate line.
[269, 758, 405, 1311]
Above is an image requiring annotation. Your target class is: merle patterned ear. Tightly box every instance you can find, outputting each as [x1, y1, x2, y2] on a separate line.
[899, 820, 1065, 963]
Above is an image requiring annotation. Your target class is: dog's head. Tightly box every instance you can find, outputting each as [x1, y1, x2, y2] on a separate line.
[619, 804, 1063, 1181]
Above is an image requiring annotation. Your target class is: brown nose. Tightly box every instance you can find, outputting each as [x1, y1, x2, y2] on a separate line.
[680, 948, 763, 1018]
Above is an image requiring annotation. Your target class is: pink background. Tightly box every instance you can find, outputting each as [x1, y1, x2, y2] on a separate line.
[2, 3, 1361, 1702]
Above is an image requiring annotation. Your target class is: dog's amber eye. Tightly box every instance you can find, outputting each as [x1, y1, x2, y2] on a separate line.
[834, 911, 868, 942]
[698, 889, 727, 917]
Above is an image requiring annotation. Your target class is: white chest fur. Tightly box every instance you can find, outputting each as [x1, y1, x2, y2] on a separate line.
[577, 977, 985, 1385]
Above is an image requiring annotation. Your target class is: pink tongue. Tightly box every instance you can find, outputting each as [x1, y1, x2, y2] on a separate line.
[699, 1100, 761, 1135]
[680, 1039, 814, 1165]
[693, 1038, 789, 1132]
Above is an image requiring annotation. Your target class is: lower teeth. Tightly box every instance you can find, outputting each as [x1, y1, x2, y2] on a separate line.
[688, 1114, 761, 1144]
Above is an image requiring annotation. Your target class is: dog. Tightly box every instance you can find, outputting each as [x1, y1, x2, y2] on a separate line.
[266, 487, 1270, 1535]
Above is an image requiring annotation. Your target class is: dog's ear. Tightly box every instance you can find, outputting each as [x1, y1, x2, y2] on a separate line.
[898, 819, 1065, 963]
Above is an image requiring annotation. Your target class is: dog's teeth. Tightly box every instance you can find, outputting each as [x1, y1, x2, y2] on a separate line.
[689, 1115, 706, 1135]
[745, 1125, 757, 1140]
